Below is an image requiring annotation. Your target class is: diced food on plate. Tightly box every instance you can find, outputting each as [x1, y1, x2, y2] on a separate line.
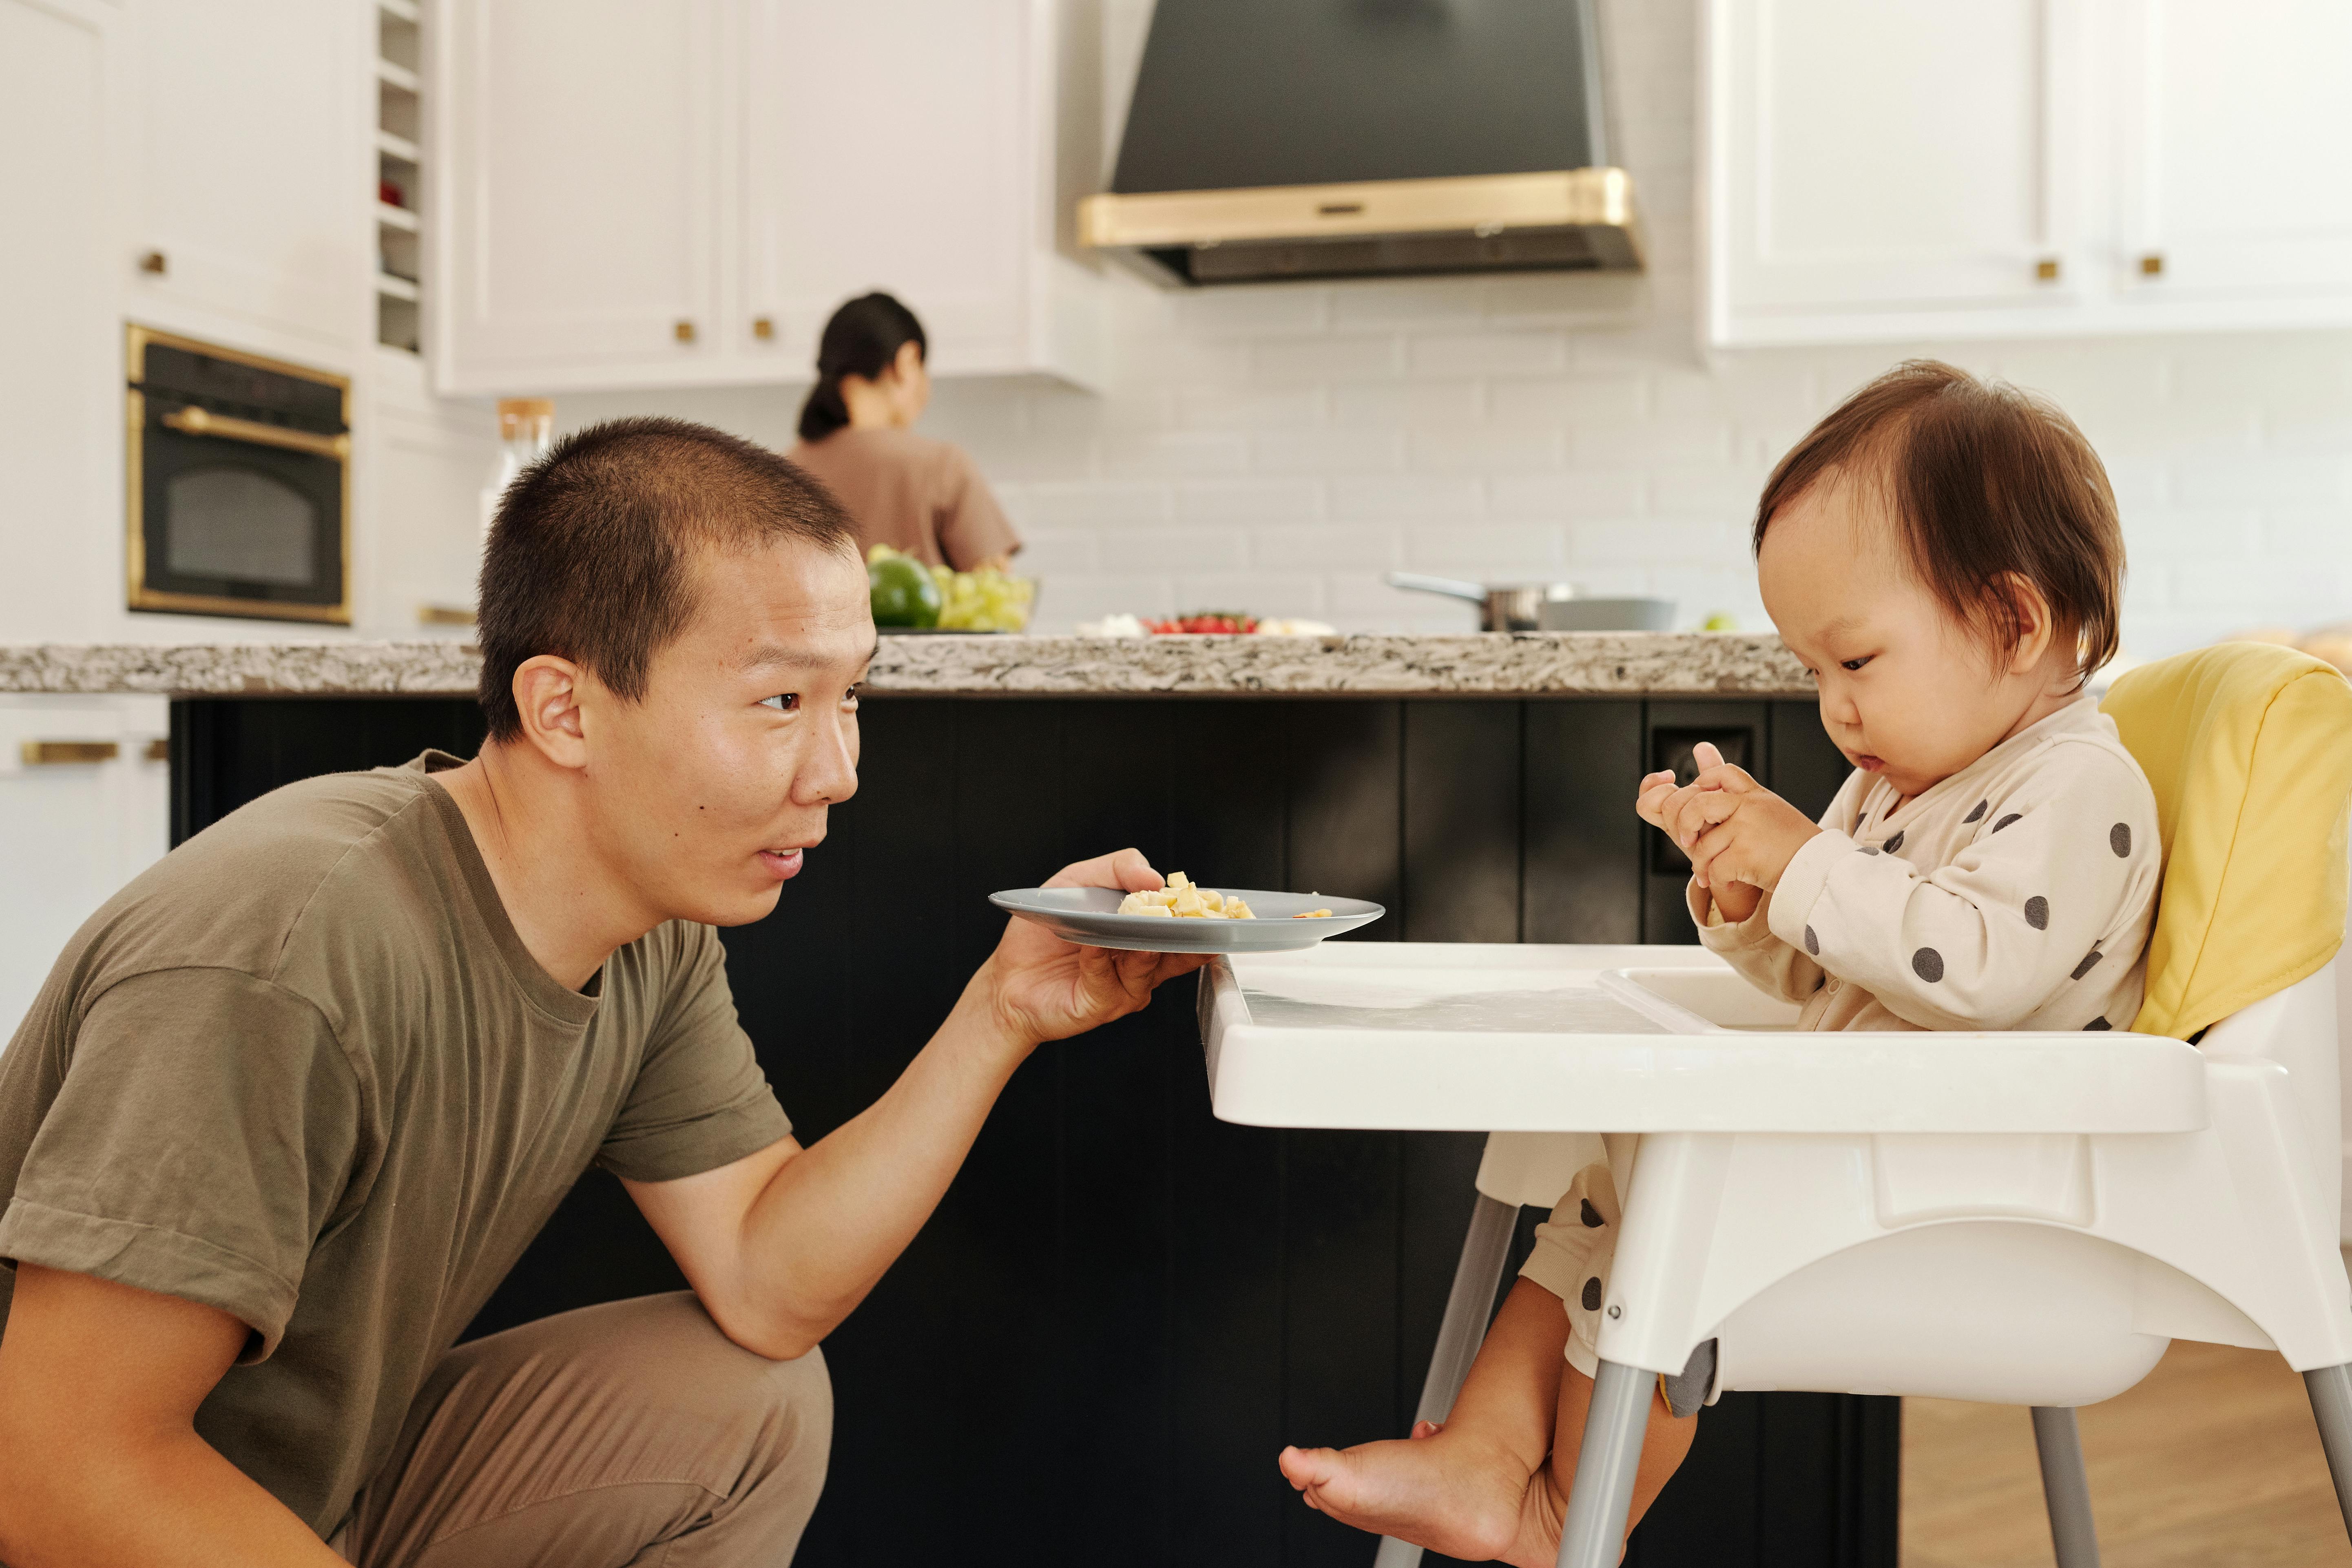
[1117, 870, 1256, 919]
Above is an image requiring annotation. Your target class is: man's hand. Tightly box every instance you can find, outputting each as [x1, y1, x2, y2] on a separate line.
[633, 847, 1208, 1362]
[978, 848, 1207, 1053]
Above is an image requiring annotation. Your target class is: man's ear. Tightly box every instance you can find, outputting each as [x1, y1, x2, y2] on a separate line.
[510, 655, 590, 770]
[1998, 572, 2056, 675]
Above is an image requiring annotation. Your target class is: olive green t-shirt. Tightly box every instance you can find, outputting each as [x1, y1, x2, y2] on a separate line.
[0, 752, 792, 1534]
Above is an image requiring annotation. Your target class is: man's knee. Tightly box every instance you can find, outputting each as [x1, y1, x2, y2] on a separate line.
[637, 1293, 832, 1490]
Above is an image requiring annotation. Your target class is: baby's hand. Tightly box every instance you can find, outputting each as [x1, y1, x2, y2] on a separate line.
[1679, 759, 1821, 911]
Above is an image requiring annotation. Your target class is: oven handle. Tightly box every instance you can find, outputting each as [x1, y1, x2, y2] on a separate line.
[160, 405, 350, 460]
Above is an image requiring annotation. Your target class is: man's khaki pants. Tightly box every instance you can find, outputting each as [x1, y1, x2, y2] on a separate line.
[331, 1292, 831, 1568]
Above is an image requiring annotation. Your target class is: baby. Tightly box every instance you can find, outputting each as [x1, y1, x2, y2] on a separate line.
[1277, 360, 2163, 1565]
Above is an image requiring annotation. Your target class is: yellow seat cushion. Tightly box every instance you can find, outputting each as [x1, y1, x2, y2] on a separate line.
[2101, 643, 2352, 1041]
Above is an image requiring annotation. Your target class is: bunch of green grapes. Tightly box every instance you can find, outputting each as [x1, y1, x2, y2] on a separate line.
[931, 563, 1036, 632]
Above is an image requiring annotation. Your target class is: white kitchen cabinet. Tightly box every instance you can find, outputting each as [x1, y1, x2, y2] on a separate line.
[429, 0, 1102, 396]
[741, 0, 1035, 378]
[124, 0, 369, 348]
[0, 698, 172, 1046]
[1704, 0, 2087, 343]
[0, 0, 122, 646]
[433, 0, 728, 389]
[1702, 0, 2352, 346]
[2107, 0, 2352, 325]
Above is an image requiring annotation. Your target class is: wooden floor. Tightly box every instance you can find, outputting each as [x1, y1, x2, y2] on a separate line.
[1902, 1340, 2350, 1567]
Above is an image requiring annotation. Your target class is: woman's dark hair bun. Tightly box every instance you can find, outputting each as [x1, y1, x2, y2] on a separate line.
[797, 292, 929, 442]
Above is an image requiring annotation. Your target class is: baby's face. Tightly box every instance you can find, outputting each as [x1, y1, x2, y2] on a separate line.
[1759, 473, 2042, 800]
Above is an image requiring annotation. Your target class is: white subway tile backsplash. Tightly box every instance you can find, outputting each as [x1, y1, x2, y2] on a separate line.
[1175, 478, 1325, 522]
[1331, 473, 1485, 520]
[1403, 522, 1567, 572]
[1409, 331, 1570, 378]
[1250, 428, 1406, 473]
[1179, 285, 1331, 339]
[2171, 453, 2349, 507]
[1249, 524, 1405, 571]
[1332, 379, 1490, 427]
[1489, 469, 1648, 520]
[1407, 428, 1566, 474]
[997, 480, 1170, 527]
[1329, 277, 1488, 327]
[1487, 376, 1648, 426]
[1250, 335, 1403, 385]
[1174, 385, 1328, 431]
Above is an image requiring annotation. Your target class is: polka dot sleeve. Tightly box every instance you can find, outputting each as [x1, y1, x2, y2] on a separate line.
[1762, 743, 2162, 1031]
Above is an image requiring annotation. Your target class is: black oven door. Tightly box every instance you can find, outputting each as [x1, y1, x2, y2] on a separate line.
[135, 398, 347, 620]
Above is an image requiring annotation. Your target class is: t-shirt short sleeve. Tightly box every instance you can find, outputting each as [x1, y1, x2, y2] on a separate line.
[595, 924, 792, 1184]
[933, 442, 1020, 571]
[0, 968, 361, 1363]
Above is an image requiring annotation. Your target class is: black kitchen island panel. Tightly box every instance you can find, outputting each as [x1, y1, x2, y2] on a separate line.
[169, 693, 1892, 1568]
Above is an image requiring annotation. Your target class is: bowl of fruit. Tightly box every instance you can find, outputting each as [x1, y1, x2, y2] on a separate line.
[867, 544, 1036, 633]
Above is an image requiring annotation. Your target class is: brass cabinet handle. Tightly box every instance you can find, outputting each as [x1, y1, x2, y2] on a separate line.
[2140, 252, 2165, 276]
[751, 316, 774, 341]
[675, 319, 697, 343]
[22, 741, 119, 766]
[2036, 257, 2062, 281]
[160, 405, 350, 460]
[138, 249, 168, 275]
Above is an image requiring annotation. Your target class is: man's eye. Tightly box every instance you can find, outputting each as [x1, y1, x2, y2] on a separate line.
[841, 684, 862, 708]
[761, 693, 800, 712]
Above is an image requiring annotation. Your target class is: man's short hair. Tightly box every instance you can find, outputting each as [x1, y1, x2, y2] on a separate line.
[476, 416, 859, 741]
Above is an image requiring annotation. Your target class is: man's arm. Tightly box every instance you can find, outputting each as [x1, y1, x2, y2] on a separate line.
[627, 848, 1202, 1360]
[0, 1263, 345, 1568]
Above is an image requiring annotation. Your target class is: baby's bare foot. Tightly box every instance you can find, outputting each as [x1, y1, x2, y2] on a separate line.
[1275, 1429, 1531, 1562]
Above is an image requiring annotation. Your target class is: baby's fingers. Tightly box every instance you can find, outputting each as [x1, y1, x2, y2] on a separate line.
[1670, 785, 1741, 848]
[1634, 769, 1679, 826]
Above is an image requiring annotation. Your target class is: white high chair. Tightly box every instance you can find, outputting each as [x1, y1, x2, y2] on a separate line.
[1198, 929, 2352, 1568]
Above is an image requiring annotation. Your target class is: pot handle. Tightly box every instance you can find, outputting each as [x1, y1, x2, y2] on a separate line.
[1384, 571, 1490, 605]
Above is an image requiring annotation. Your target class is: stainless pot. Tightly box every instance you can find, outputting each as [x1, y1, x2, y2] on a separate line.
[1385, 572, 1574, 632]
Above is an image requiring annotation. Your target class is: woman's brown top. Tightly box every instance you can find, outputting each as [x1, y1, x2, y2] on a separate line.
[785, 427, 1019, 570]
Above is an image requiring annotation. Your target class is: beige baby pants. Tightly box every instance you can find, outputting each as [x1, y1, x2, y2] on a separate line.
[1516, 1134, 1641, 1381]
[330, 1291, 831, 1568]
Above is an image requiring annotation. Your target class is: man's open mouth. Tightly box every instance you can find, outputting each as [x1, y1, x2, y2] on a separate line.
[757, 848, 805, 880]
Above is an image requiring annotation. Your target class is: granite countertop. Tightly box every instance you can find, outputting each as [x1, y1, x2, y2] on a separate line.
[0, 634, 1814, 698]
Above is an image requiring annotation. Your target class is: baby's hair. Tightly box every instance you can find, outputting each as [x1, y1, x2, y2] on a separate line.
[1753, 360, 2124, 686]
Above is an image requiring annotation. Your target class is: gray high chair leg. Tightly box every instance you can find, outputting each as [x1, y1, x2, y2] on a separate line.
[1373, 1194, 1520, 1568]
[2030, 1406, 2100, 1568]
[1554, 1358, 1651, 1568]
[2303, 1363, 2352, 1539]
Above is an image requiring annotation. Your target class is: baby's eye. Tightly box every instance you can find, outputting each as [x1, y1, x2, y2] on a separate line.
[761, 693, 800, 713]
[1840, 655, 1873, 672]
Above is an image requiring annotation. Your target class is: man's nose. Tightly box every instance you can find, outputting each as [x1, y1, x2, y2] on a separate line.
[797, 709, 861, 805]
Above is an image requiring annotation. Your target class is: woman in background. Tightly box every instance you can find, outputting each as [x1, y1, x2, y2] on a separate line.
[787, 292, 1020, 572]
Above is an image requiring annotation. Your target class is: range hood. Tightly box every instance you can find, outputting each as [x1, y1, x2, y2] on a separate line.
[1080, 0, 1642, 287]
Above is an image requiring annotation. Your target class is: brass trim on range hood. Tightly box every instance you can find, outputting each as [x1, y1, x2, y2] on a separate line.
[1078, 168, 1644, 285]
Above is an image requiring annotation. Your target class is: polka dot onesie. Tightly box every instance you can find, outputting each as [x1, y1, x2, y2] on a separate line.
[1519, 694, 2161, 1385]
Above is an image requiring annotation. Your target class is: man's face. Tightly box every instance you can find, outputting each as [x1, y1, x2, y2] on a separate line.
[580, 535, 873, 928]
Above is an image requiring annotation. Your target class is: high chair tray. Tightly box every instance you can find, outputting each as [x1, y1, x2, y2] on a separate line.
[1199, 942, 2208, 1135]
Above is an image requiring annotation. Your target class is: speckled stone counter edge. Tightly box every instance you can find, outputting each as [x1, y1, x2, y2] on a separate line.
[0, 634, 1815, 698]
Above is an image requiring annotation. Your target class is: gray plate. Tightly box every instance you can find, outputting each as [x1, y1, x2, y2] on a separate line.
[988, 886, 1385, 953]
